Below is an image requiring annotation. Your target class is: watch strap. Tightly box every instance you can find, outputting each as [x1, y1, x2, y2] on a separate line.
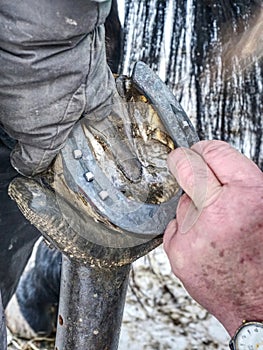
[229, 339, 235, 350]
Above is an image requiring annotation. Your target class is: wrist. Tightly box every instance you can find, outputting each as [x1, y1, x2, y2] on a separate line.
[215, 306, 263, 337]
[218, 315, 244, 337]
[220, 315, 263, 338]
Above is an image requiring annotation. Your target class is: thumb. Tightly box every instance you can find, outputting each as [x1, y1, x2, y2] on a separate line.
[167, 147, 222, 233]
[167, 147, 222, 210]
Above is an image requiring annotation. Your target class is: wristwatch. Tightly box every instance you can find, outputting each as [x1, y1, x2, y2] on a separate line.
[229, 321, 263, 350]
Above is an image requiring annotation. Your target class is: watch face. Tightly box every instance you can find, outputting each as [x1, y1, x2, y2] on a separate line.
[235, 322, 263, 350]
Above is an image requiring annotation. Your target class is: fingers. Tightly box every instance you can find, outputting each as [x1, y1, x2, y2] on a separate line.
[163, 215, 189, 271]
[167, 146, 222, 210]
[166, 140, 262, 233]
[167, 142, 224, 233]
[163, 219, 177, 254]
[191, 140, 263, 185]
[163, 194, 193, 244]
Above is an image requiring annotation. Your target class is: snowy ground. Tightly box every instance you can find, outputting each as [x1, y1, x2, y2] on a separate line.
[7, 244, 229, 350]
[119, 246, 229, 350]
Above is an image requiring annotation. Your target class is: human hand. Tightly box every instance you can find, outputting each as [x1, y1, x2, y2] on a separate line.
[163, 140, 263, 336]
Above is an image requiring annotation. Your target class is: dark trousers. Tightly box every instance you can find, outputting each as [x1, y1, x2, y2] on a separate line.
[0, 0, 111, 309]
[0, 292, 7, 350]
[0, 1, 116, 344]
[0, 130, 41, 346]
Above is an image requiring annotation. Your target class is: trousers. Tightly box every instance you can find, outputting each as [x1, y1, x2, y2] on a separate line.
[0, 0, 113, 176]
[0, 0, 114, 346]
[0, 131, 41, 348]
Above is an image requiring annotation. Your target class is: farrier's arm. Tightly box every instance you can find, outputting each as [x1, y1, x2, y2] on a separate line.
[0, 0, 140, 180]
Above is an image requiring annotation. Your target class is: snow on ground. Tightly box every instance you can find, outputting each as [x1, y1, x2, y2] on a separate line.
[119, 245, 229, 350]
[7, 244, 230, 350]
